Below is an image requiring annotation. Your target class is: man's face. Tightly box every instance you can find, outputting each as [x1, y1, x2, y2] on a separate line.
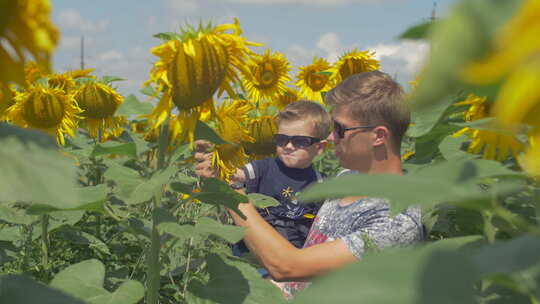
[276, 120, 325, 169]
[328, 104, 375, 172]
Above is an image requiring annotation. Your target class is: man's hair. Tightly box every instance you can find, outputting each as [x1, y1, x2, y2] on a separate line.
[277, 100, 331, 139]
[324, 71, 410, 149]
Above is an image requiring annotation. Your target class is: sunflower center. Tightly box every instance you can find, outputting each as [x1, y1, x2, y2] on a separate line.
[339, 58, 368, 80]
[259, 62, 277, 88]
[306, 70, 328, 91]
[22, 91, 65, 128]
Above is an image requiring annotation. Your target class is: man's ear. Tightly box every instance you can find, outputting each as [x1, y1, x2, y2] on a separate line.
[373, 126, 390, 147]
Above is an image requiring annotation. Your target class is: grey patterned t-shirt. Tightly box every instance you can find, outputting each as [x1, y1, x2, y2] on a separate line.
[279, 197, 424, 298]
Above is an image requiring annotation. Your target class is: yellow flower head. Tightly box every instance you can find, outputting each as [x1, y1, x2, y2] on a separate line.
[6, 85, 82, 145]
[243, 50, 291, 103]
[48, 73, 76, 92]
[242, 115, 278, 160]
[74, 82, 125, 139]
[213, 99, 254, 181]
[0, 83, 16, 120]
[520, 131, 540, 178]
[330, 49, 380, 84]
[0, 0, 60, 86]
[463, 0, 540, 131]
[453, 94, 525, 161]
[145, 19, 259, 146]
[296, 57, 333, 103]
[275, 87, 300, 110]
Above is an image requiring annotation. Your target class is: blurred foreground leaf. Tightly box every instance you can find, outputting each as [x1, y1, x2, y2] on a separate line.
[0, 275, 85, 304]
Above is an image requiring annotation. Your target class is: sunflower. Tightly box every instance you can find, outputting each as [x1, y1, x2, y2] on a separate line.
[330, 49, 380, 84]
[520, 131, 540, 178]
[274, 87, 300, 110]
[453, 94, 524, 161]
[0, 0, 59, 87]
[6, 85, 82, 145]
[243, 50, 291, 103]
[212, 99, 254, 181]
[296, 57, 333, 103]
[145, 19, 259, 147]
[463, 0, 540, 131]
[0, 83, 16, 120]
[74, 82, 125, 140]
[242, 115, 278, 160]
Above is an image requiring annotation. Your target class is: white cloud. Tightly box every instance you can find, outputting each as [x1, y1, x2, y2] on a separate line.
[369, 40, 428, 80]
[57, 9, 109, 33]
[96, 50, 124, 62]
[316, 32, 343, 62]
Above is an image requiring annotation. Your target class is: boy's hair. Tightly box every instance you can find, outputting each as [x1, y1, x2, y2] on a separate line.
[324, 71, 410, 149]
[277, 100, 331, 139]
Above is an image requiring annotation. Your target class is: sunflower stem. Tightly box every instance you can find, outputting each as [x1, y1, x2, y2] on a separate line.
[147, 116, 170, 304]
[40, 214, 50, 281]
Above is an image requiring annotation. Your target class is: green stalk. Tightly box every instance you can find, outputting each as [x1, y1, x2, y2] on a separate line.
[146, 117, 170, 304]
[40, 214, 50, 281]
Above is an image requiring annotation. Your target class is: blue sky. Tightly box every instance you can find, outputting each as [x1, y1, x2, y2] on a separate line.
[51, 0, 457, 96]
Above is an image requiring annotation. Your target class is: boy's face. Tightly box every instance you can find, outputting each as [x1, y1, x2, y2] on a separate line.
[275, 120, 325, 169]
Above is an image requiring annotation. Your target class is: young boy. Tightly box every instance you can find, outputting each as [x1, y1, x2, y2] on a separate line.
[231, 100, 331, 254]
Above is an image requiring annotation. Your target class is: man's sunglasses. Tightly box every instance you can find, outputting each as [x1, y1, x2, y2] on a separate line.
[273, 134, 321, 149]
[333, 120, 375, 139]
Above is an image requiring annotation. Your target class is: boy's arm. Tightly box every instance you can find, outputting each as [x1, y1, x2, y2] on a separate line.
[228, 198, 357, 282]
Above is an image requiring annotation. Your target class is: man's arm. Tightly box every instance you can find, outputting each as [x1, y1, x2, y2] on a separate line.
[229, 198, 357, 282]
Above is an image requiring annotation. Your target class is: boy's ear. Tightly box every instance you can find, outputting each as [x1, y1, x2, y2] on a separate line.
[316, 140, 328, 155]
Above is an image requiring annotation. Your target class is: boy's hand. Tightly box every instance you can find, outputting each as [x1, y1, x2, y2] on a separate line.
[194, 140, 218, 178]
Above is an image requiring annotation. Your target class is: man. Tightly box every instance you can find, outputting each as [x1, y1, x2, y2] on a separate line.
[195, 71, 424, 297]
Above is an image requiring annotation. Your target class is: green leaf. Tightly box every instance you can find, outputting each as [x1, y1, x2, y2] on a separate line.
[158, 222, 199, 241]
[0, 135, 78, 206]
[248, 193, 280, 208]
[50, 259, 144, 304]
[0, 204, 36, 225]
[473, 234, 540, 277]
[188, 254, 283, 303]
[153, 32, 182, 41]
[300, 159, 522, 214]
[196, 218, 245, 243]
[125, 131, 151, 156]
[140, 85, 156, 96]
[407, 94, 457, 138]
[192, 178, 248, 217]
[0, 275, 86, 304]
[91, 142, 137, 158]
[27, 184, 108, 214]
[116, 94, 153, 117]
[105, 164, 176, 205]
[194, 120, 229, 145]
[294, 247, 476, 304]
[438, 135, 474, 161]
[100, 76, 125, 84]
[399, 21, 437, 40]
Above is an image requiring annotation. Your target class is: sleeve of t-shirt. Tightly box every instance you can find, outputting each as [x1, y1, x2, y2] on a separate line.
[242, 158, 271, 194]
[341, 204, 424, 259]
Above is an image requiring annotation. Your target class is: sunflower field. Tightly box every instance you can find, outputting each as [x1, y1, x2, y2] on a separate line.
[1, 0, 540, 303]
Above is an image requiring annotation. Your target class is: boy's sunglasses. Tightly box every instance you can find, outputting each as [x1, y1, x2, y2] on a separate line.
[273, 134, 321, 149]
[333, 120, 375, 139]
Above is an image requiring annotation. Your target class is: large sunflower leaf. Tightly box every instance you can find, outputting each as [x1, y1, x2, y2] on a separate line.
[293, 247, 477, 304]
[27, 184, 108, 214]
[50, 259, 144, 304]
[192, 178, 248, 218]
[195, 121, 229, 145]
[187, 254, 283, 303]
[105, 164, 176, 205]
[0, 275, 86, 304]
[0, 125, 78, 206]
[300, 159, 524, 214]
[399, 21, 437, 40]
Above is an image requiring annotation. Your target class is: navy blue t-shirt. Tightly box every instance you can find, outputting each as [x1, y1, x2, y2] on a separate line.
[236, 157, 323, 248]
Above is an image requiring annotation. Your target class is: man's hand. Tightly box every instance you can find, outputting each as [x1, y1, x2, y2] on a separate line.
[194, 140, 218, 178]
